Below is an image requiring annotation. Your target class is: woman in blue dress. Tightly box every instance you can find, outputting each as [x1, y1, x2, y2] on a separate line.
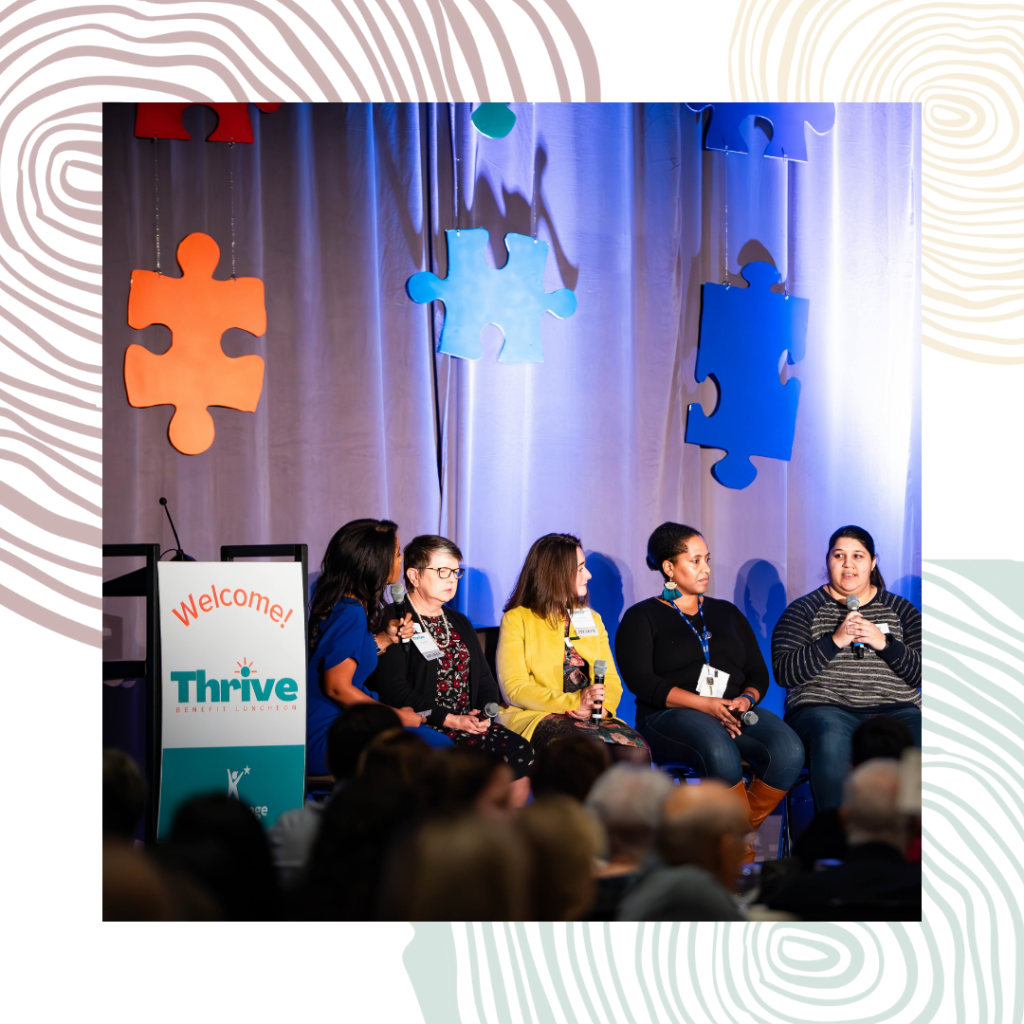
[306, 518, 448, 776]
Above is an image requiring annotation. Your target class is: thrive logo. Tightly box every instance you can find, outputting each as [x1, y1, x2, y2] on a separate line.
[172, 657, 298, 710]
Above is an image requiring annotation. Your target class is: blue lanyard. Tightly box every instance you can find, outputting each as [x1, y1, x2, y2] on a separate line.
[668, 598, 711, 664]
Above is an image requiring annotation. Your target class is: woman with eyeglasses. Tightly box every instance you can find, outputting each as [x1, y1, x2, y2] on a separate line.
[496, 533, 650, 762]
[368, 535, 534, 804]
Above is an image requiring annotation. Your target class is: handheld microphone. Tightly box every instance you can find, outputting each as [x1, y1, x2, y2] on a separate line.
[591, 660, 607, 723]
[846, 595, 865, 659]
[731, 707, 759, 727]
[159, 497, 193, 561]
[390, 582, 411, 642]
[482, 702, 500, 719]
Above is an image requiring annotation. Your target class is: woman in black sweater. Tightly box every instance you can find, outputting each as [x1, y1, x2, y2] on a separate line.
[367, 535, 533, 805]
[616, 523, 805, 851]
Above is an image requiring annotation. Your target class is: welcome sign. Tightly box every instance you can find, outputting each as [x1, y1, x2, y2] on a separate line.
[156, 561, 306, 840]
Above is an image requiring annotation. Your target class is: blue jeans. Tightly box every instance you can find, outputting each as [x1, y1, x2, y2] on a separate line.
[785, 703, 922, 812]
[639, 706, 805, 790]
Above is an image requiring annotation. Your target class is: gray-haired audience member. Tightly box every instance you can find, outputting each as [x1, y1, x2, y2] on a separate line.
[584, 765, 674, 920]
[767, 759, 920, 921]
[618, 779, 747, 921]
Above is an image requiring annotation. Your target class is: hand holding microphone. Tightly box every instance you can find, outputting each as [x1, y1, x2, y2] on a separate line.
[590, 660, 607, 723]
[388, 583, 414, 643]
[846, 596, 866, 659]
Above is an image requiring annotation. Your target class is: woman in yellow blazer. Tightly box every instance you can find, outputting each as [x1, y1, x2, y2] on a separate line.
[496, 533, 650, 763]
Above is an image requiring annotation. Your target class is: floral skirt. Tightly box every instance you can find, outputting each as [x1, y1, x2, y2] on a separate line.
[531, 713, 651, 754]
[426, 721, 534, 780]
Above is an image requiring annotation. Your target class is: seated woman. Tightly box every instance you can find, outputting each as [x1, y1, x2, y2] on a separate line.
[368, 534, 533, 806]
[496, 533, 649, 762]
[615, 522, 804, 853]
[306, 519, 452, 778]
[771, 524, 921, 812]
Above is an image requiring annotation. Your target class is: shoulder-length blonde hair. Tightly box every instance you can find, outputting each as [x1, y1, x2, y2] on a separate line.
[504, 533, 588, 626]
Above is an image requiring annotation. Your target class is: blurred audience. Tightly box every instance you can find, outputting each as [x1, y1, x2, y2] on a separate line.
[584, 765, 673, 920]
[531, 734, 610, 802]
[103, 749, 146, 843]
[619, 780, 747, 921]
[767, 758, 920, 921]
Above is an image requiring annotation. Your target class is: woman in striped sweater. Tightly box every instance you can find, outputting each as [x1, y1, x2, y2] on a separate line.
[771, 526, 921, 812]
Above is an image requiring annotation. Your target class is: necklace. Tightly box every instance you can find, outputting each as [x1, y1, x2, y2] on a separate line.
[416, 606, 451, 646]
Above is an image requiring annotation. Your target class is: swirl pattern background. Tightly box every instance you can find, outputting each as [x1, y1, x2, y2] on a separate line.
[728, 0, 1024, 364]
[0, 1, 1010, 1020]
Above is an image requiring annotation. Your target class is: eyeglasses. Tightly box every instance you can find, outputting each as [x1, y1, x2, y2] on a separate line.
[421, 566, 465, 580]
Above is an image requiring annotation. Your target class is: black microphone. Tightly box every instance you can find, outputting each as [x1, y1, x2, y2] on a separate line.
[847, 595, 865, 659]
[390, 582, 411, 642]
[591, 660, 606, 723]
[159, 497, 193, 561]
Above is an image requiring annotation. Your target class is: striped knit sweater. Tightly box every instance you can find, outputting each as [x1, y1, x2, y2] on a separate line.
[771, 587, 921, 713]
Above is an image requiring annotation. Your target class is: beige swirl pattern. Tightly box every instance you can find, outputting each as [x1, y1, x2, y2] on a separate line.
[0, 1, 598, 647]
[729, 0, 1024, 364]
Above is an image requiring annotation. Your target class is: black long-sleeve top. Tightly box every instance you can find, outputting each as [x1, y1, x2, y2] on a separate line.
[770, 587, 921, 712]
[615, 596, 770, 723]
[365, 604, 501, 728]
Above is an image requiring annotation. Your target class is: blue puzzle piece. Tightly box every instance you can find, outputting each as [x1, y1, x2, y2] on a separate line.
[685, 262, 808, 489]
[472, 103, 516, 139]
[407, 228, 577, 363]
[685, 103, 835, 161]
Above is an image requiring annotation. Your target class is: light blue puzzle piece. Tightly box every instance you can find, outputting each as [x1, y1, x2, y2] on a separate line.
[472, 103, 516, 139]
[407, 228, 577, 363]
[686, 103, 835, 161]
[685, 261, 808, 489]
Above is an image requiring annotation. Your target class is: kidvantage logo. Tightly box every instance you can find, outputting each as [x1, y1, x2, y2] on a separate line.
[172, 657, 299, 710]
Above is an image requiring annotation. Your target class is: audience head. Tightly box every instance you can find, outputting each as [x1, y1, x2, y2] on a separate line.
[403, 535, 465, 608]
[103, 749, 146, 841]
[532, 734, 611, 802]
[309, 518, 401, 648]
[586, 765, 674, 865]
[504, 533, 591, 621]
[851, 715, 914, 768]
[840, 758, 905, 849]
[826, 525, 884, 592]
[424, 747, 517, 819]
[103, 844, 170, 920]
[658, 781, 749, 891]
[326, 704, 402, 780]
[383, 816, 530, 920]
[517, 795, 601, 920]
[357, 728, 432, 790]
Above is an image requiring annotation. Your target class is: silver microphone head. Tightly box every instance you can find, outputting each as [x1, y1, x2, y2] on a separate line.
[483, 702, 500, 719]
[846, 595, 860, 611]
[390, 582, 406, 603]
[741, 709, 759, 727]
[594, 659, 607, 679]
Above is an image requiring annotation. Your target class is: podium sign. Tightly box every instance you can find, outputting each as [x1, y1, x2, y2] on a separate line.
[156, 561, 306, 839]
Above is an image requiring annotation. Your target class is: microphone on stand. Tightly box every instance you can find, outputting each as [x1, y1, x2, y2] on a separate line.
[159, 497, 193, 561]
[846, 595, 865, 659]
[591, 660, 607, 723]
[390, 582, 411, 642]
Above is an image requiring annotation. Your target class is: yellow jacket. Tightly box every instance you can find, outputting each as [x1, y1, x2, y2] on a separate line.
[495, 604, 623, 741]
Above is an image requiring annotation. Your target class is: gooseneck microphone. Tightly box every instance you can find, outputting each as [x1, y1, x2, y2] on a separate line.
[846, 595, 865, 659]
[591, 660, 606, 723]
[159, 497, 193, 561]
[389, 583, 411, 642]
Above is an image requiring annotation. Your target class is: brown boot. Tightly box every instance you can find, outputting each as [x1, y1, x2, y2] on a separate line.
[725, 780, 756, 862]
[746, 777, 787, 833]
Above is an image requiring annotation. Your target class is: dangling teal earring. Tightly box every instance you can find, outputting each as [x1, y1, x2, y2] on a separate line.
[662, 580, 680, 602]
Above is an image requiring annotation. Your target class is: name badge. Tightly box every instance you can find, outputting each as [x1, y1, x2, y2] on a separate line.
[696, 663, 730, 698]
[877, 623, 890, 634]
[571, 608, 598, 637]
[411, 627, 442, 661]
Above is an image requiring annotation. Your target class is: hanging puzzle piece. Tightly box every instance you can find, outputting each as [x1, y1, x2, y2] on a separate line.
[685, 262, 808, 489]
[135, 103, 281, 142]
[125, 232, 266, 455]
[685, 103, 835, 161]
[472, 103, 516, 139]
[407, 228, 577, 363]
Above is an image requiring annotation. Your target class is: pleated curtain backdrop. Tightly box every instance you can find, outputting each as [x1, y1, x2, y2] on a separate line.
[103, 103, 921, 720]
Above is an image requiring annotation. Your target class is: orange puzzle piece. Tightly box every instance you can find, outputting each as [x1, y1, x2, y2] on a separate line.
[125, 232, 266, 455]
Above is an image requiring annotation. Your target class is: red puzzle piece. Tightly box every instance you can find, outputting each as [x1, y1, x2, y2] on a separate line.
[135, 103, 281, 142]
[125, 233, 266, 455]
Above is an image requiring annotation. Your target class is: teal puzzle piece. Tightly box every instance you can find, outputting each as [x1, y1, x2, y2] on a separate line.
[685, 262, 808, 489]
[407, 228, 577, 363]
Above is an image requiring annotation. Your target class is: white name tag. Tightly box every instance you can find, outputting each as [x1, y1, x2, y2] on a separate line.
[696, 663, 730, 698]
[571, 608, 598, 637]
[878, 623, 890, 634]
[410, 625, 442, 661]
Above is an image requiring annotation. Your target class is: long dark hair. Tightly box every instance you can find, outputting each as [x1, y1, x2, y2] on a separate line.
[309, 519, 398, 651]
[827, 525, 885, 590]
[645, 522, 704, 580]
[504, 533, 587, 625]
